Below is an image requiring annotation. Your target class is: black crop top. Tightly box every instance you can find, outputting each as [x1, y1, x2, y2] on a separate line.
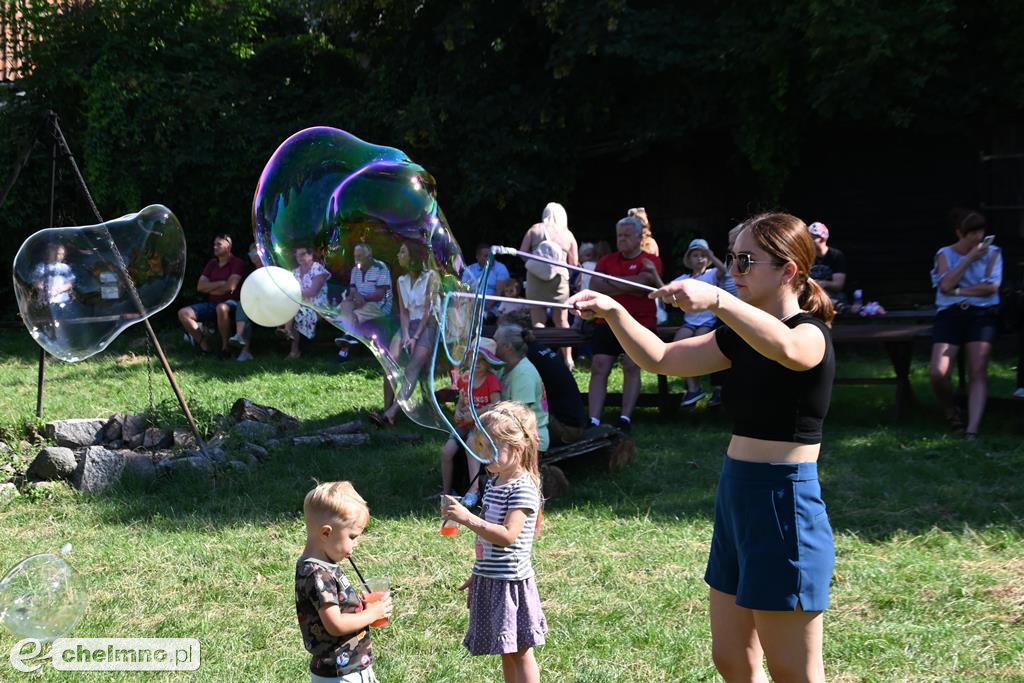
[713, 312, 834, 444]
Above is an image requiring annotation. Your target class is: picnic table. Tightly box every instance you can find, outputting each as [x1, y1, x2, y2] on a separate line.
[524, 321, 933, 419]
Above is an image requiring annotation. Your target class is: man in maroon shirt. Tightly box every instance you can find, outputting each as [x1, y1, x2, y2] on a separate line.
[586, 216, 663, 432]
[177, 234, 246, 358]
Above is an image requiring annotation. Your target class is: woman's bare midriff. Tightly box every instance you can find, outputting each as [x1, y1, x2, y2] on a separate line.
[727, 435, 820, 464]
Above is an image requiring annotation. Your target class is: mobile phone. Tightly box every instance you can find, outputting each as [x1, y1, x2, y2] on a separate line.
[982, 235, 995, 248]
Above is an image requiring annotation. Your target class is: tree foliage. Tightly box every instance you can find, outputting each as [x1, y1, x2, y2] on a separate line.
[0, 0, 1021, 305]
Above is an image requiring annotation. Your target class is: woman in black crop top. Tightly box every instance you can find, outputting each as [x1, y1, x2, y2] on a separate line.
[568, 213, 835, 683]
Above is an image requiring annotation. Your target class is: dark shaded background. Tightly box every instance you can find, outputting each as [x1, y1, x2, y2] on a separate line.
[1, 0, 1022, 313]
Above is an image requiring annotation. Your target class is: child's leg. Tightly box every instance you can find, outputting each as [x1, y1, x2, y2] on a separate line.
[441, 438, 458, 494]
[505, 647, 539, 683]
[686, 326, 714, 392]
[466, 451, 481, 494]
[501, 654, 517, 683]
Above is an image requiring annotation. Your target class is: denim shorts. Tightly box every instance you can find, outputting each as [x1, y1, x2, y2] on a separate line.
[704, 455, 835, 611]
[189, 299, 237, 324]
[932, 305, 1000, 346]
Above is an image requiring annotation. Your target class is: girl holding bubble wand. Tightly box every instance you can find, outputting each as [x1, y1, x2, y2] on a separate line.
[568, 213, 835, 683]
[441, 401, 547, 683]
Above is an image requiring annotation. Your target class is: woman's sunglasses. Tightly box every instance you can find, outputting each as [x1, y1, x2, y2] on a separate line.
[725, 252, 785, 275]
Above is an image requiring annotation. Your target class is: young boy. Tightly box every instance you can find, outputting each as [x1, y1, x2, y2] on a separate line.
[296, 481, 392, 682]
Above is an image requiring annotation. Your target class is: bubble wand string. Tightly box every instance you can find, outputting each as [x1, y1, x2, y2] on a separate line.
[489, 245, 659, 294]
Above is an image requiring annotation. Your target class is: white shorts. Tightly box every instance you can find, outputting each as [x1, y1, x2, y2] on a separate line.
[311, 666, 379, 683]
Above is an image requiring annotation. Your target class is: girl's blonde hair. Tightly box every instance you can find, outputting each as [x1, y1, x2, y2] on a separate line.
[303, 481, 370, 528]
[474, 401, 541, 495]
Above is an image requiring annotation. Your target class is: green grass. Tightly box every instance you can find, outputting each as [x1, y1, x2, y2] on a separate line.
[0, 329, 1022, 681]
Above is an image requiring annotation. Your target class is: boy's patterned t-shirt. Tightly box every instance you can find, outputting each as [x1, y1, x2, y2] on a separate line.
[295, 557, 373, 677]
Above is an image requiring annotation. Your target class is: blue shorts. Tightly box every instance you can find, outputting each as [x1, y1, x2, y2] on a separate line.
[188, 300, 237, 325]
[704, 455, 834, 611]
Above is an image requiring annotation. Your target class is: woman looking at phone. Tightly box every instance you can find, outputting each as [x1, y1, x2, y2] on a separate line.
[928, 209, 1003, 439]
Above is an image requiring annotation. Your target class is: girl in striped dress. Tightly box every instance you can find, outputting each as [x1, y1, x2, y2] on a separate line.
[440, 401, 547, 683]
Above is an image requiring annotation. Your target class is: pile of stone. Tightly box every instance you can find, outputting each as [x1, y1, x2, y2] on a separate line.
[3, 398, 375, 497]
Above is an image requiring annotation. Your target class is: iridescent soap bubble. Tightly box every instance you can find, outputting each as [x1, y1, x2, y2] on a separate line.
[12, 205, 186, 362]
[253, 127, 475, 431]
[0, 552, 87, 641]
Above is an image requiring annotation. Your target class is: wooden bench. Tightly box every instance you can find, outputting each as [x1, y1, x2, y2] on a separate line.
[523, 321, 933, 420]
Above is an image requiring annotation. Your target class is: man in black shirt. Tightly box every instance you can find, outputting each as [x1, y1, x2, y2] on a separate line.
[808, 222, 848, 305]
[527, 342, 588, 446]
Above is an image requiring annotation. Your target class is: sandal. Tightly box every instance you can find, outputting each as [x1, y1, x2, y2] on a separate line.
[275, 327, 295, 342]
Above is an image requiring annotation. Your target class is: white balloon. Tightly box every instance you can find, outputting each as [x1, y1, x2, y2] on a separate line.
[240, 266, 301, 327]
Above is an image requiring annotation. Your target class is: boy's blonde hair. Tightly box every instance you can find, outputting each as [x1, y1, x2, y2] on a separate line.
[473, 401, 542, 494]
[303, 481, 370, 528]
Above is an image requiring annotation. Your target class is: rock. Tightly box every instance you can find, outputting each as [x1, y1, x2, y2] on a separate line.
[172, 427, 196, 449]
[207, 447, 226, 462]
[127, 433, 145, 449]
[227, 460, 249, 471]
[206, 433, 229, 449]
[0, 442, 10, 453]
[243, 442, 269, 461]
[18, 440, 32, 452]
[27, 447, 77, 481]
[160, 455, 214, 476]
[143, 427, 170, 449]
[102, 413, 125, 442]
[72, 446, 126, 494]
[122, 452, 157, 481]
[121, 415, 146, 443]
[541, 464, 569, 501]
[0, 482, 18, 504]
[233, 419, 277, 442]
[45, 418, 107, 448]
[292, 433, 369, 447]
[229, 398, 299, 431]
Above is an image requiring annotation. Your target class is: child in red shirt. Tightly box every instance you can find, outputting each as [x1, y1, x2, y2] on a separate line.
[441, 338, 504, 506]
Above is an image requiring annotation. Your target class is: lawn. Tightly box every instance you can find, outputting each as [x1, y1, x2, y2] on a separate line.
[0, 328, 1022, 682]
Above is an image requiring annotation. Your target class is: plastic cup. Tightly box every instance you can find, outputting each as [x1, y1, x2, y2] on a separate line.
[363, 576, 390, 627]
[440, 496, 460, 537]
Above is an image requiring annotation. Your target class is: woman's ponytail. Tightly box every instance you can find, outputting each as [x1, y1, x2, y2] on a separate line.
[800, 277, 835, 325]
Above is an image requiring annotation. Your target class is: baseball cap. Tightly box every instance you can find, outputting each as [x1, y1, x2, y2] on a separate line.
[808, 222, 829, 240]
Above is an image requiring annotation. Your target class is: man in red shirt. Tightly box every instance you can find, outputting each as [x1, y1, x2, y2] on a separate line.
[177, 234, 246, 358]
[587, 215, 663, 432]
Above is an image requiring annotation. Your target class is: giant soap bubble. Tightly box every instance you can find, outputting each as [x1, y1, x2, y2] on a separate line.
[253, 127, 476, 430]
[12, 205, 186, 362]
[0, 552, 87, 641]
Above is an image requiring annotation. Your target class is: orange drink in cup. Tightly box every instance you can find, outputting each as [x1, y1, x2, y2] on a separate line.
[363, 577, 390, 627]
[440, 495, 461, 537]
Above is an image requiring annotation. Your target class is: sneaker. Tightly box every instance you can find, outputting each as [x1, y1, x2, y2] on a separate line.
[615, 416, 632, 433]
[681, 390, 707, 407]
[708, 387, 722, 407]
[1014, 387, 1024, 399]
[183, 332, 195, 347]
[236, 351, 253, 362]
[228, 334, 246, 349]
[335, 349, 349, 363]
[462, 491, 480, 508]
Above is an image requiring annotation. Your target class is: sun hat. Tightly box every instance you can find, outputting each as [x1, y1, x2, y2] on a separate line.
[475, 338, 505, 367]
[684, 238, 711, 270]
[807, 222, 829, 240]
